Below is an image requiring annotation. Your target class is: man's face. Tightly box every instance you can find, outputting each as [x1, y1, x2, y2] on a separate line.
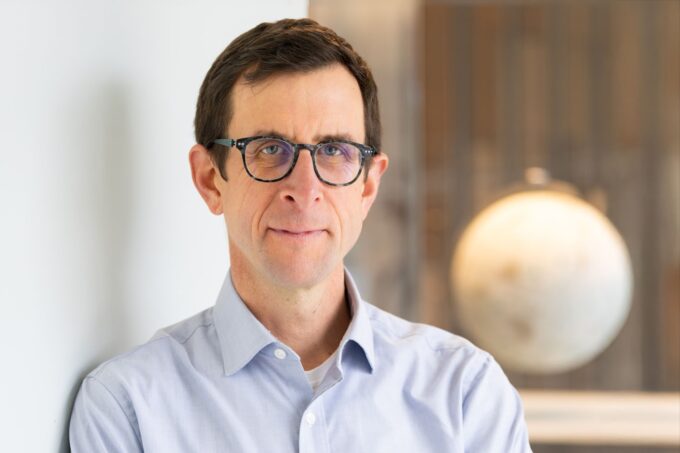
[209, 64, 387, 289]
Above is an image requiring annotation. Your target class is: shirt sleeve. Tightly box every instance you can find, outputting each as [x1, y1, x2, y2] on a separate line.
[461, 355, 532, 453]
[69, 375, 143, 453]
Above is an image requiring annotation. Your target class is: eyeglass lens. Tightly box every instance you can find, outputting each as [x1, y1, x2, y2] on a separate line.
[244, 138, 362, 184]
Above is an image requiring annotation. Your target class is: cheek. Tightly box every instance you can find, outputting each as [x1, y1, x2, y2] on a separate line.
[336, 191, 365, 246]
[222, 180, 268, 239]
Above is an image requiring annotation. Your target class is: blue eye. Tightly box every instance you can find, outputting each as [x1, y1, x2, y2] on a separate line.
[260, 144, 283, 155]
[320, 143, 345, 157]
[249, 139, 294, 158]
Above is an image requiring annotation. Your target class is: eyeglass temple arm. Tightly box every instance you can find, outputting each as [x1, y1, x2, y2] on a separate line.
[212, 139, 235, 147]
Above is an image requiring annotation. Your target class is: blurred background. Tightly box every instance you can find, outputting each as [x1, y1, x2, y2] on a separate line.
[312, 0, 679, 451]
[1, 0, 677, 451]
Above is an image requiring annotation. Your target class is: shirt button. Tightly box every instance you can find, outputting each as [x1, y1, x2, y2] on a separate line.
[304, 412, 317, 426]
[274, 348, 287, 360]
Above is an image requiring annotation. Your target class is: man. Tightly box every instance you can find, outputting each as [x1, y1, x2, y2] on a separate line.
[70, 18, 531, 452]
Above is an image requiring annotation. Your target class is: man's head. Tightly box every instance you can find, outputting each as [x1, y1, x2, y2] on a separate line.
[189, 19, 388, 290]
[194, 18, 382, 178]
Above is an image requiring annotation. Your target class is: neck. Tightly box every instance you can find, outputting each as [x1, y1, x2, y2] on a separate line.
[230, 258, 351, 371]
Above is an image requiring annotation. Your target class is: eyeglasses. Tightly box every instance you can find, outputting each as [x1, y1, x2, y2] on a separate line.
[212, 136, 377, 186]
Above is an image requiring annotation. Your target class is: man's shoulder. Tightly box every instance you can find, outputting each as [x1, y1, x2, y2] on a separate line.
[362, 301, 489, 362]
[361, 300, 512, 406]
[85, 307, 217, 389]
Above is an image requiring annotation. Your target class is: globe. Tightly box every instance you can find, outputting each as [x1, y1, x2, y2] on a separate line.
[451, 190, 633, 374]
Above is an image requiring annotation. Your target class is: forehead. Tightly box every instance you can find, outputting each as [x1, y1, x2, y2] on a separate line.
[229, 64, 365, 142]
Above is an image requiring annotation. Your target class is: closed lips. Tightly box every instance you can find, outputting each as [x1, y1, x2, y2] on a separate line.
[270, 228, 324, 235]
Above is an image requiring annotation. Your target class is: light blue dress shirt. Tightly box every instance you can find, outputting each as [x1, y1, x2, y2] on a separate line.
[70, 270, 531, 452]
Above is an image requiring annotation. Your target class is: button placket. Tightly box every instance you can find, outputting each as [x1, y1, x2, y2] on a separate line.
[298, 403, 330, 453]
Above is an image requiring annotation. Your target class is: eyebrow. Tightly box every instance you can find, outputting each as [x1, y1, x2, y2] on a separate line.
[252, 129, 357, 143]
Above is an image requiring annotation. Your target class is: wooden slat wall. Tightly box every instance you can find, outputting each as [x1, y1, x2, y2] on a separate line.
[423, 1, 679, 451]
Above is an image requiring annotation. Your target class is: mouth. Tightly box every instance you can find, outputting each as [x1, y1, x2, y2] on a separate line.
[268, 228, 326, 239]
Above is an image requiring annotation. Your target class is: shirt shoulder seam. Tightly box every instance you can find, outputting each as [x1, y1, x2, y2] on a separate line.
[92, 315, 216, 374]
[90, 336, 171, 375]
[84, 375, 142, 446]
[366, 304, 479, 355]
[176, 321, 215, 345]
[462, 353, 494, 407]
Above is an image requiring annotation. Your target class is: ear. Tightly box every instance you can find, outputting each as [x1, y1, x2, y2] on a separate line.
[360, 152, 389, 219]
[189, 144, 224, 215]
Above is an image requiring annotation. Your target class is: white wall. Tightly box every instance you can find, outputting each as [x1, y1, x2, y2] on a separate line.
[0, 1, 307, 451]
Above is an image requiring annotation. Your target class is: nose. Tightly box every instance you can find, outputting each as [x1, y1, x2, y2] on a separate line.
[278, 148, 323, 208]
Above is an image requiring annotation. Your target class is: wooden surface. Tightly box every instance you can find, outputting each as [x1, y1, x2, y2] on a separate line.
[521, 391, 680, 446]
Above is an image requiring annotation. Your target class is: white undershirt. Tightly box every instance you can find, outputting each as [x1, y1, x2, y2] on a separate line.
[304, 349, 339, 391]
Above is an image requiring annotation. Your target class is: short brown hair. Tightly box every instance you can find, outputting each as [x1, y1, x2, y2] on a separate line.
[194, 18, 381, 179]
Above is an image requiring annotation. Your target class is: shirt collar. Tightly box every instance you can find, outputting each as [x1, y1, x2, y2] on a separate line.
[341, 270, 376, 373]
[213, 268, 376, 376]
[213, 272, 278, 376]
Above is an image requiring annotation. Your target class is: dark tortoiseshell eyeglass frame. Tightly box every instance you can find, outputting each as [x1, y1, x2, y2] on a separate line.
[210, 136, 377, 186]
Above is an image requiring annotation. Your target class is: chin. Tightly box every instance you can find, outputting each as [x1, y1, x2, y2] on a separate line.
[264, 256, 339, 290]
